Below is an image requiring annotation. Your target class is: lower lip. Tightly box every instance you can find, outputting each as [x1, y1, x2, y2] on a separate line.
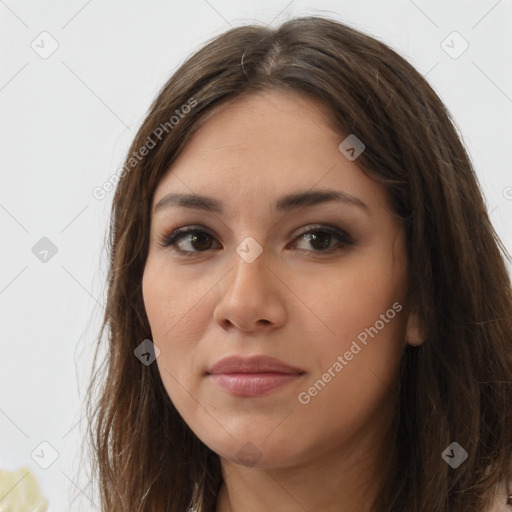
[209, 372, 303, 397]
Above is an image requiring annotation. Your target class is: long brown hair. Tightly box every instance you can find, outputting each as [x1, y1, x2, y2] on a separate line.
[85, 15, 512, 512]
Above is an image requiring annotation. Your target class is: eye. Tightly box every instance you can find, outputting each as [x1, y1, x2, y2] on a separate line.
[158, 226, 219, 256]
[288, 225, 354, 254]
[157, 224, 354, 256]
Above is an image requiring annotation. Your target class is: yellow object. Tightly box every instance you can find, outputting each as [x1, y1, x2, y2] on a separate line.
[0, 467, 48, 512]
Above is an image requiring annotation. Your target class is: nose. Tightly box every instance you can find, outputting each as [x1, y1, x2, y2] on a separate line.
[212, 241, 287, 333]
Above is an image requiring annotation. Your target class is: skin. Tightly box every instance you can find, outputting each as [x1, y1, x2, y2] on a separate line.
[142, 89, 425, 512]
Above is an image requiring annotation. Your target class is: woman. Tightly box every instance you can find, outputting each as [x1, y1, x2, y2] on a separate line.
[86, 16, 512, 512]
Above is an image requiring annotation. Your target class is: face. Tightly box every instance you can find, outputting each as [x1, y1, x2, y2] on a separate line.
[142, 89, 420, 469]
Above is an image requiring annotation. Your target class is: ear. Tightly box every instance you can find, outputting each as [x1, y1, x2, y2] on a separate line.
[405, 310, 425, 346]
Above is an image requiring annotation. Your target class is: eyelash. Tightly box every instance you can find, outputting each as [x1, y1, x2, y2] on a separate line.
[157, 224, 354, 257]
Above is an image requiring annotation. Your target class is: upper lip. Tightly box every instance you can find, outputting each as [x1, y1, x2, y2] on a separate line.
[207, 355, 304, 375]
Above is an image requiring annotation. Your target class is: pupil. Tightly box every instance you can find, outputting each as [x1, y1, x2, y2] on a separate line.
[309, 232, 330, 250]
[192, 232, 211, 251]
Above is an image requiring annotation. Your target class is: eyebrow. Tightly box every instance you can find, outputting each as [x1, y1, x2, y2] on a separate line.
[152, 189, 370, 216]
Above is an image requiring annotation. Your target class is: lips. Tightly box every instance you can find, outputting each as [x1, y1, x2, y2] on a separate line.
[207, 355, 304, 375]
[207, 355, 305, 397]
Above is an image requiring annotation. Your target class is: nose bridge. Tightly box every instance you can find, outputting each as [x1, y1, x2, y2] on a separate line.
[229, 235, 268, 291]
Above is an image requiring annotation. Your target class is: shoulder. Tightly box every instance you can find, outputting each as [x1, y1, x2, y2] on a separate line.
[488, 478, 512, 512]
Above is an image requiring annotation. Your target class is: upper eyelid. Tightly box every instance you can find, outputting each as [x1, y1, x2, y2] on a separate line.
[166, 223, 349, 238]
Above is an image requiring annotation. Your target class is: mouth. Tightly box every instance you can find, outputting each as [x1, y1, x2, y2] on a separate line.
[207, 354, 305, 397]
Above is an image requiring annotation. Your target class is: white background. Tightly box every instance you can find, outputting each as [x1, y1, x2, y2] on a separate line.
[1, 1, 511, 510]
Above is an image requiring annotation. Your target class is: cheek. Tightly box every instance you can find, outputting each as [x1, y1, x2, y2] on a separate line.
[142, 260, 188, 369]
[142, 257, 214, 395]
[292, 279, 406, 449]
[300, 251, 407, 401]
[309, 253, 407, 347]
[142, 256, 209, 340]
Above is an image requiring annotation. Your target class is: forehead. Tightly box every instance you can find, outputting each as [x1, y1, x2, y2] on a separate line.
[152, 90, 390, 215]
